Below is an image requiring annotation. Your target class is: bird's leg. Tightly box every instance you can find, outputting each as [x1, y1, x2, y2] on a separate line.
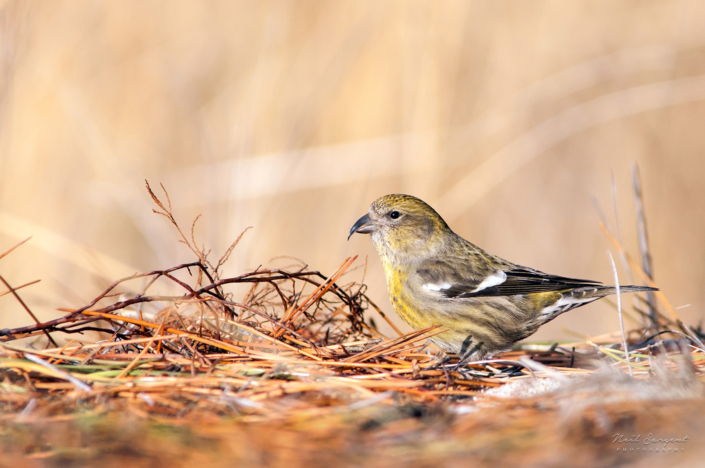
[455, 335, 484, 368]
[455, 353, 474, 368]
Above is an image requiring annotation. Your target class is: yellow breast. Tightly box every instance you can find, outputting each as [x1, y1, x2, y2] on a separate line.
[379, 255, 433, 330]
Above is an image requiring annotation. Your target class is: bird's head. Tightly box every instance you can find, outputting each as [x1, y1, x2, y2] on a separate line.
[348, 194, 451, 261]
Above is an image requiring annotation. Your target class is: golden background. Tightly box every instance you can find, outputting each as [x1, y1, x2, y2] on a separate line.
[1, 0, 703, 343]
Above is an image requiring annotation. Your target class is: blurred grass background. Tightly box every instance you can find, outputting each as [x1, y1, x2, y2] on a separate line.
[0, 0, 704, 343]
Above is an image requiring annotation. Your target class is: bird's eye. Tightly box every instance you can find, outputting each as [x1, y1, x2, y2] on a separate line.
[389, 211, 400, 219]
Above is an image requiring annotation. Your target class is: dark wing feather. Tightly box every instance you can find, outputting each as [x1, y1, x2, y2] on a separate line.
[455, 268, 599, 298]
[415, 262, 601, 299]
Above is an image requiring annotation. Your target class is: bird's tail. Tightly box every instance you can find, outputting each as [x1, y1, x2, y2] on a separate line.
[592, 285, 657, 297]
[541, 285, 658, 321]
[569, 284, 658, 300]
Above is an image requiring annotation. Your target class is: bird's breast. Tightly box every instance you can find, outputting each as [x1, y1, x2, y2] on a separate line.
[378, 256, 434, 330]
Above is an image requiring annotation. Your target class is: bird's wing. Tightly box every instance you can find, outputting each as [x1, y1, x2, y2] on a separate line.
[414, 261, 601, 299]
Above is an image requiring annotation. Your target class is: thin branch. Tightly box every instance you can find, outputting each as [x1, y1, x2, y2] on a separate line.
[607, 251, 632, 377]
[632, 163, 658, 325]
[0, 236, 32, 261]
[0, 275, 58, 347]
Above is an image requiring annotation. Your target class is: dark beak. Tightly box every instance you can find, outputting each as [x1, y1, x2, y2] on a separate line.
[348, 213, 377, 240]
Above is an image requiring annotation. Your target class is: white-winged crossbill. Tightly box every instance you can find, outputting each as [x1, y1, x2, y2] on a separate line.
[349, 194, 656, 360]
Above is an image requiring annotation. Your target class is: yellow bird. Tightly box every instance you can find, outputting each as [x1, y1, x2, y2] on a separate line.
[348, 194, 656, 361]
